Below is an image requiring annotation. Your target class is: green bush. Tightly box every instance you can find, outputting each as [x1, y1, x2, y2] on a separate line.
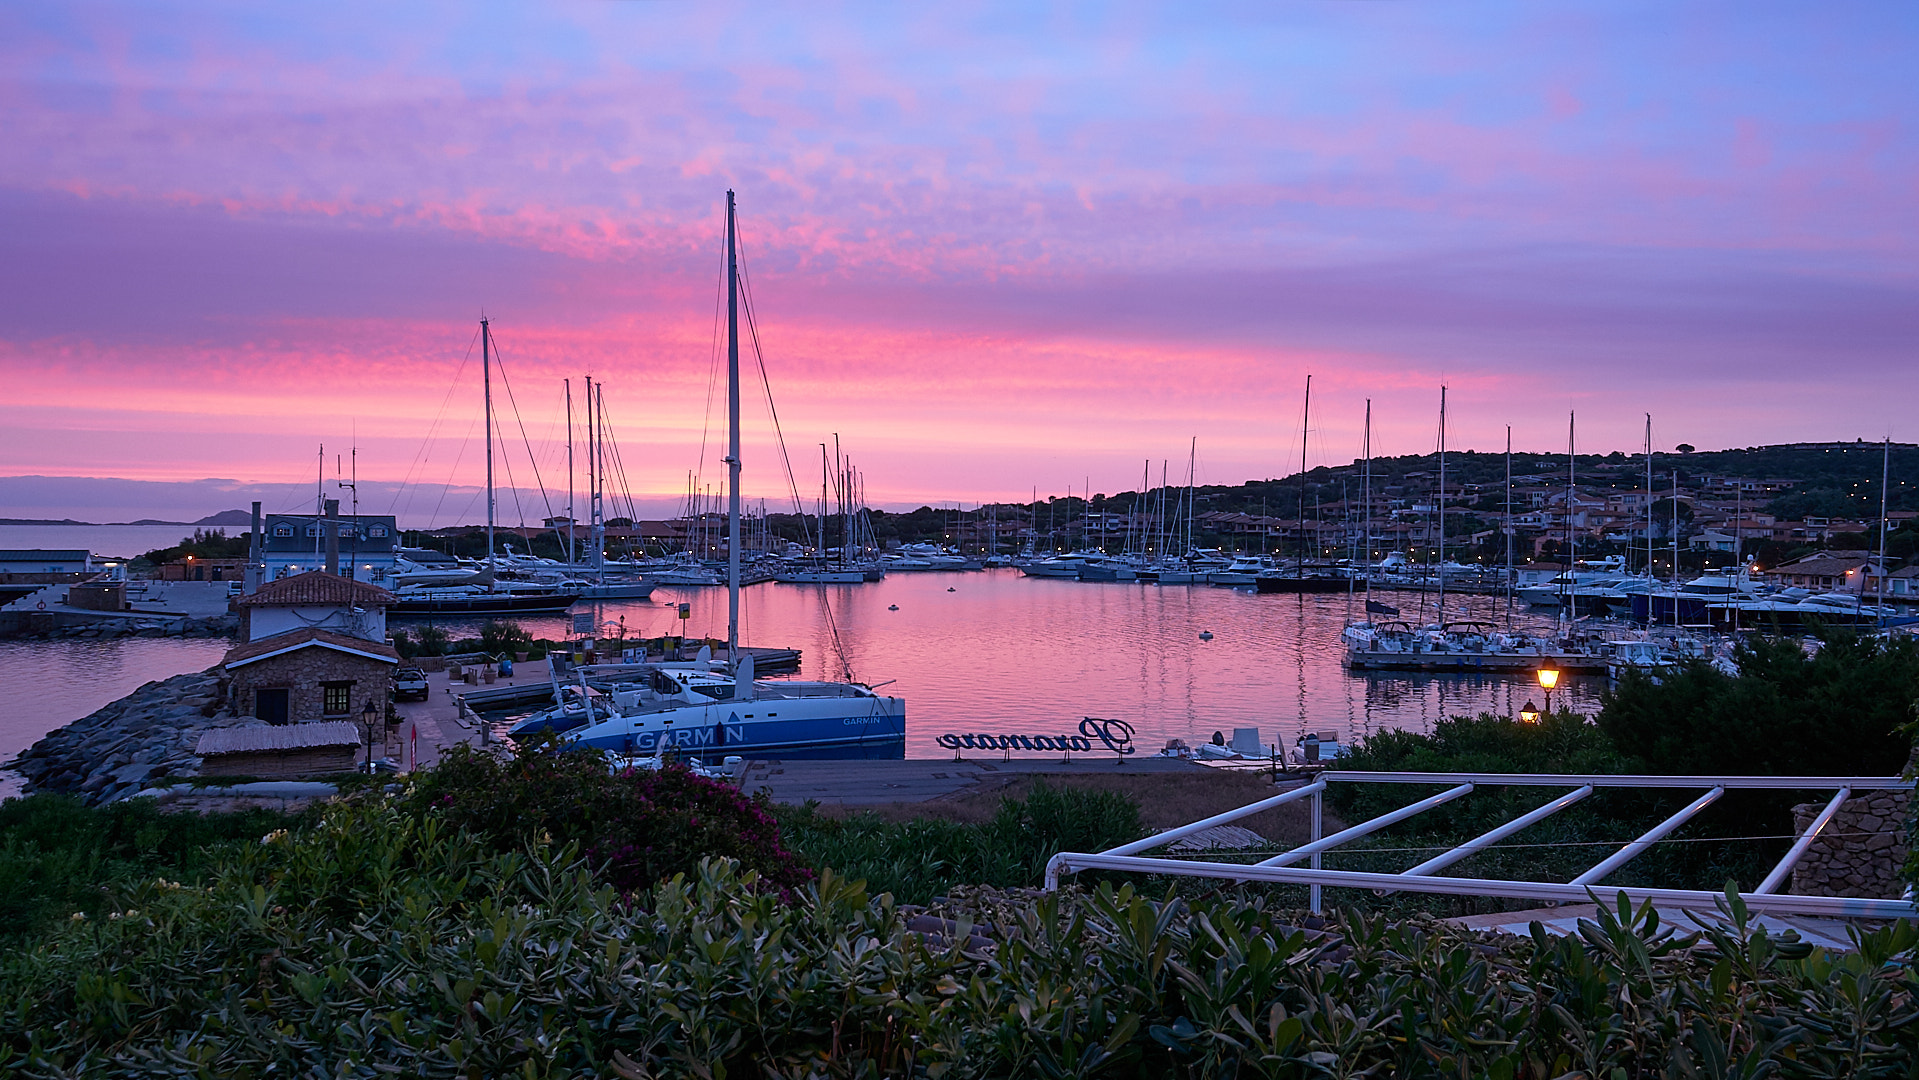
[777, 780, 1145, 904]
[477, 619, 533, 657]
[0, 800, 1912, 1078]
[1599, 629, 1919, 777]
[0, 794, 293, 942]
[402, 735, 811, 896]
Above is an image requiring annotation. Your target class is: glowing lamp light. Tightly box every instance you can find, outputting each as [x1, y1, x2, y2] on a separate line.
[1535, 665, 1560, 716]
[1518, 700, 1541, 724]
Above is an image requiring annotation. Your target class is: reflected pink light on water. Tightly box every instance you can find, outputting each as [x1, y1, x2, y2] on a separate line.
[458, 570, 1605, 758]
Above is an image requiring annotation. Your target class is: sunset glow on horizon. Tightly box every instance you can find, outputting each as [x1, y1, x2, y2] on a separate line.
[2, 2, 1914, 524]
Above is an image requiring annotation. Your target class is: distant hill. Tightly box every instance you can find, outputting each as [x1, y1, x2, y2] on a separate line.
[0, 517, 95, 526]
[194, 509, 255, 526]
[0, 509, 254, 527]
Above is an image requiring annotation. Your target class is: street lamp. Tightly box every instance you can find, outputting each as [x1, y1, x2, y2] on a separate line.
[361, 698, 380, 773]
[1519, 699, 1540, 724]
[1535, 665, 1561, 717]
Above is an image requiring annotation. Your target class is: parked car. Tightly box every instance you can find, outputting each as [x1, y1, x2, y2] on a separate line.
[393, 667, 430, 702]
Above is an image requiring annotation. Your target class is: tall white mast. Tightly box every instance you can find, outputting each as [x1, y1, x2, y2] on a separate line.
[483, 317, 495, 577]
[1565, 411, 1575, 623]
[1436, 385, 1447, 623]
[1878, 436, 1892, 604]
[1504, 424, 1512, 624]
[565, 378, 575, 565]
[725, 190, 742, 659]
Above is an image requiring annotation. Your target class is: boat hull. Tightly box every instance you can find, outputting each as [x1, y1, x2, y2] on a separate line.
[1253, 576, 1350, 594]
[576, 583, 657, 599]
[566, 696, 906, 762]
[389, 592, 581, 617]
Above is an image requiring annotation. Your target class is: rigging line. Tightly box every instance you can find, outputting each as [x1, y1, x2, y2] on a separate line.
[494, 407, 528, 531]
[736, 224, 854, 684]
[486, 334, 558, 526]
[426, 415, 479, 529]
[738, 277, 810, 519]
[694, 200, 729, 501]
[599, 397, 643, 533]
[390, 323, 481, 518]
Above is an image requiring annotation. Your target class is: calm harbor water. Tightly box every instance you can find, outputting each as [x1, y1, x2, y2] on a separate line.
[0, 570, 1605, 793]
[0, 637, 235, 798]
[420, 570, 1605, 759]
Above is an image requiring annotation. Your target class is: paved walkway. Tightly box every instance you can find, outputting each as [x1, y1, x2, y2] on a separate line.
[392, 658, 562, 770]
[1, 579, 232, 619]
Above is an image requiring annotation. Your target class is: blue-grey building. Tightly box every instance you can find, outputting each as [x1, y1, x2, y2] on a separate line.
[260, 513, 400, 584]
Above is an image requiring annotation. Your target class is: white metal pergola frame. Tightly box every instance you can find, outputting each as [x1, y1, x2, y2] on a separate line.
[1044, 771, 1919, 920]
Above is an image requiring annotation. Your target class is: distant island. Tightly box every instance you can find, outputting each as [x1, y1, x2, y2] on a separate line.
[0, 510, 254, 528]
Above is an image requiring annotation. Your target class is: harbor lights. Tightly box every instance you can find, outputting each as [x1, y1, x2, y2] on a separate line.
[1535, 665, 1561, 717]
[360, 698, 381, 773]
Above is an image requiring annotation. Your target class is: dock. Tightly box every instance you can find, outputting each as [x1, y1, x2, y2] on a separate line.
[1345, 651, 1609, 674]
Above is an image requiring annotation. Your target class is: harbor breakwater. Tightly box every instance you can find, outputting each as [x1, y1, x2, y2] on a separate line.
[8, 668, 249, 806]
[0, 613, 237, 641]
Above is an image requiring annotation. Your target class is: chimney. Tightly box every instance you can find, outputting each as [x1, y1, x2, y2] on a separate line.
[325, 499, 341, 575]
[246, 501, 263, 594]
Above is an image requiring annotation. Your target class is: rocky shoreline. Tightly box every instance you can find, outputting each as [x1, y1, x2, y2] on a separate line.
[3, 615, 238, 642]
[8, 667, 253, 806]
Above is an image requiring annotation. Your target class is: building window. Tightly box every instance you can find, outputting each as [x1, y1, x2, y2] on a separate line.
[322, 681, 353, 716]
[306, 524, 323, 538]
[272, 524, 293, 537]
[367, 526, 388, 538]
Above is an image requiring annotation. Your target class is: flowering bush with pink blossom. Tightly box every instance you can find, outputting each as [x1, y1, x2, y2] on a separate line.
[403, 734, 811, 895]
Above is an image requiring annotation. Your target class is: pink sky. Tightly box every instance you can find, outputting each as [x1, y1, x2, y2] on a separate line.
[1, 2, 1913, 525]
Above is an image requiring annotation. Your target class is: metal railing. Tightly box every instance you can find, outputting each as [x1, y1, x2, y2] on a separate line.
[1044, 771, 1917, 920]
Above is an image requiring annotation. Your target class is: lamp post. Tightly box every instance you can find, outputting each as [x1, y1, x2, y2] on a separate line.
[1518, 699, 1540, 724]
[361, 699, 380, 773]
[1535, 665, 1561, 717]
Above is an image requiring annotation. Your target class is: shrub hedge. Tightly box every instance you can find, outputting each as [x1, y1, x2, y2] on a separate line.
[1, 799, 1912, 1077]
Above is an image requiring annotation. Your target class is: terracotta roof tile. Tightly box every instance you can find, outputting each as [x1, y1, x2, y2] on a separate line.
[222, 627, 400, 668]
[236, 571, 393, 608]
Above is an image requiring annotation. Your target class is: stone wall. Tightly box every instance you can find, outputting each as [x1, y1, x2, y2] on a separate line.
[228, 647, 393, 725]
[1789, 788, 1912, 900]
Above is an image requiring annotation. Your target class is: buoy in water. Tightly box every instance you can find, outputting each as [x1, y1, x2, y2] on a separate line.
[946, 586, 956, 592]
[888, 604, 899, 611]
[1198, 630, 1214, 640]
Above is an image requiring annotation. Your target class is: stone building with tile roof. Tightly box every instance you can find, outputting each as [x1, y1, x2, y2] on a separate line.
[223, 571, 398, 727]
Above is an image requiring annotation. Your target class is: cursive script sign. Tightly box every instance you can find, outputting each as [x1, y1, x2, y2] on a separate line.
[934, 717, 1135, 756]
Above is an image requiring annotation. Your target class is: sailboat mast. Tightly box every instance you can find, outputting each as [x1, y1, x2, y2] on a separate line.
[1186, 437, 1196, 558]
[1363, 399, 1373, 581]
[1645, 415, 1653, 577]
[1436, 385, 1446, 623]
[1299, 374, 1311, 574]
[725, 190, 742, 658]
[565, 378, 575, 565]
[1566, 412, 1575, 623]
[1878, 436, 1892, 603]
[1504, 424, 1513, 624]
[483, 317, 495, 575]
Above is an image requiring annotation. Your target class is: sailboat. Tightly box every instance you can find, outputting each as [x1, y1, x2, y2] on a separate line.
[563, 192, 907, 761]
[389, 318, 582, 617]
[1257, 376, 1345, 594]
